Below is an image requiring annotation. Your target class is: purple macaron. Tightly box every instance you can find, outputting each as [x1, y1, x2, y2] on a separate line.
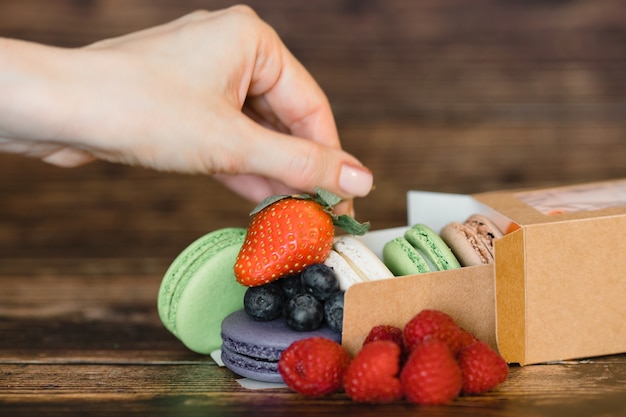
[220, 309, 341, 383]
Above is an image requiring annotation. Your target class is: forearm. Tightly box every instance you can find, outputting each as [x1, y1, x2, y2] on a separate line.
[0, 37, 74, 143]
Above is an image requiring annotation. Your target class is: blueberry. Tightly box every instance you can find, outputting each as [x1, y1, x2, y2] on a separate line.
[283, 293, 324, 331]
[243, 281, 285, 321]
[324, 291, 345, 333]
[279, 273, 303, 299]
[301, 263, 339, 301]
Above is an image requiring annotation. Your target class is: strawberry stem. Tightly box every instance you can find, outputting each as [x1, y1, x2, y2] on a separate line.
[249, 187, 370, 236]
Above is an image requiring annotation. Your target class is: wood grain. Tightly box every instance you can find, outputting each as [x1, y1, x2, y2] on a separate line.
[1, 2, 626, 415]
[1, 0, 626, 266]
[2, 267, 626, 416]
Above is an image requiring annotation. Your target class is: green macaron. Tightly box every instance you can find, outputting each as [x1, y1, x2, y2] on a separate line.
[383, 224, 461, 276]
[158, 227, 247, 354]
[404, 224, 461, 271]
[383, 237, 430, 276]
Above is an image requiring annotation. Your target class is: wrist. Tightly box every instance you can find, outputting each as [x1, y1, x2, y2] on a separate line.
[0, 38, 79, 143]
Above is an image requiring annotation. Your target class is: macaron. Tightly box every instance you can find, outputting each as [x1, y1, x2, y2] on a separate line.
[158, 227, 248, 354]
[382, 237, 430, 276]
[440, 214, 504, 266]
[220, 309, 341, 383]
[323, 235, 394, 290]
[383, 224, 461, 276]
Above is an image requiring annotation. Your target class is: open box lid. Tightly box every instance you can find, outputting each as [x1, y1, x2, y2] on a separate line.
[473, 179, 626, 226]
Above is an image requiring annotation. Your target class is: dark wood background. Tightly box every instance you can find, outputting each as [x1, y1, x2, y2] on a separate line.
[2, 2, 626, 415]
[1, 0, 625, 273]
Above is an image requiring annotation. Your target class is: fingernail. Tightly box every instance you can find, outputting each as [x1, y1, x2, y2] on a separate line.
[339, 164, 373, 197]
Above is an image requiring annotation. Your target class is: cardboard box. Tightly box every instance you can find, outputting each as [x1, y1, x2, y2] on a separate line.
[342, 179, 626, 365]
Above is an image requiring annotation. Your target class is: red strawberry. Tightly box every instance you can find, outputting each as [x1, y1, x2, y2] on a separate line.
[403, 309, 464, 354]
[363, 325, 404, 350]
[400, 338, 463, 405]
[235, 188, 369, 287]
[278, 337, 351, 397]
[457, 341, 509, 395]
[344, 340, 404, 403]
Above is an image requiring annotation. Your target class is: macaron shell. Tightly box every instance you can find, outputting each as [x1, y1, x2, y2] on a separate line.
[221, 346, 283, 383]
[323, 250, 364, 290]
[439, 222, 486, 266]
[465, 214, 503, 260]
[383, 237, 431, 276]
[466, 214, 504, 239]
[404, 224, 461, 271]
[333, 236, 394, 281]
[440, 214, 504, 267]
[220, 310, 341, 383]
[174, 242, 247, 353]
[158, 228, 246, 334]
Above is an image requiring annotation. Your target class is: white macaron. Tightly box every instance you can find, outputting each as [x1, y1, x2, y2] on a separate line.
[324, 235, 394, 290]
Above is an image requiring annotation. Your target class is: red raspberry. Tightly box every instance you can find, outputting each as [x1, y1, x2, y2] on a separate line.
[457, 341, 509, 395]
[400, 339, 462, 405]
[403, 309, 464, 354]
[278, 337, 351, 397]
[344, 340, 404, 403]
[363, 325, 404, 350]
[458, 327, 478, 351]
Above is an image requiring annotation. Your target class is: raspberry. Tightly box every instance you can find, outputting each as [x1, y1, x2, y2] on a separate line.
[400, 339, 462, 405]
[278, 337, 351, 397]
[403, 309, 464, 354]
[458, 327, 478, 351]
[457, 341, 509, 395]
[363, 325, 404, 350]
[344, 341, 404, 403]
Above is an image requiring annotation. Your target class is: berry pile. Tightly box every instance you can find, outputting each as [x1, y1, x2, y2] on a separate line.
[243, 263, 345, 333]
[278, 309, 509, 405]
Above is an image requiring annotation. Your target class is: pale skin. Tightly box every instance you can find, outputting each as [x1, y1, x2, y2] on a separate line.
[0, 6, 373, 212]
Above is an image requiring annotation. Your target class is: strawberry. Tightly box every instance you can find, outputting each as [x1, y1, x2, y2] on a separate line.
[235, 188, 369, 286]
[400, 338, 463, 405]
[403, 309, 464, 354]
[457, 341, 509, 395]
[278, 337, 351, 397]
[344, 340, 404, 403]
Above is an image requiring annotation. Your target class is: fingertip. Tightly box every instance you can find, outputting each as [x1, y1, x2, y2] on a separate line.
[338, 163, 373, 198]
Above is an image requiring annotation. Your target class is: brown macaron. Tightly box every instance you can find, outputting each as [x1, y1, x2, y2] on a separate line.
[440, 214, 504, 266]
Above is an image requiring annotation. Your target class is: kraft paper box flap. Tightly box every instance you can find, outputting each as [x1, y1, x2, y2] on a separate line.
[494, 213, 626, 365]
[342, 191, 500, 356]
[343, 264, 495, 356]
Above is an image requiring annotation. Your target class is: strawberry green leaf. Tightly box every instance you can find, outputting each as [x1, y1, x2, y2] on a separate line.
[315, 187, 342, 208]
[333, 214, 370, 236]
[250, 194, 289, 216]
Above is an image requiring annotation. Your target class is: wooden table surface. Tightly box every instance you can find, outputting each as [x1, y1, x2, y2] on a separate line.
[2, 1, 626, 416]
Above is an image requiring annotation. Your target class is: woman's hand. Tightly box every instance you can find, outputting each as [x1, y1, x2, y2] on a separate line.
[0, 6, 373, 204]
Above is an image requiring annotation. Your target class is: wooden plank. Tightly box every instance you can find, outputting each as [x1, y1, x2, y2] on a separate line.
[1, 358, 626, 416]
